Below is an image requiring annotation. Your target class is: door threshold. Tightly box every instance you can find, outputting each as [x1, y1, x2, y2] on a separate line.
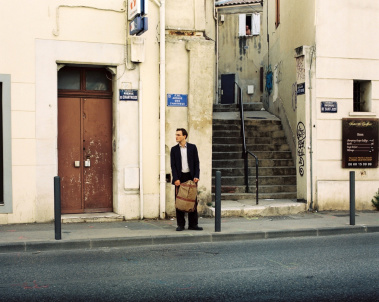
[61, 212, 124, 224]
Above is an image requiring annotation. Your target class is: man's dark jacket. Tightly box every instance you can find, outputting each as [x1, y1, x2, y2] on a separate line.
[170, 143, 200, 185]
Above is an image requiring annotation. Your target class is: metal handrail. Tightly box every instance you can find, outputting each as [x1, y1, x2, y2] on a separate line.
[235, 82, 259, 205]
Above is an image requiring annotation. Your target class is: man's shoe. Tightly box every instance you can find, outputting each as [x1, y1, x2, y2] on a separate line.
[176, 226, 185, 231]
[188, 226, 203, 231]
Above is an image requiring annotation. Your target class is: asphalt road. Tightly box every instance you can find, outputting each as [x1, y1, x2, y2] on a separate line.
[0, 233, 378, 302]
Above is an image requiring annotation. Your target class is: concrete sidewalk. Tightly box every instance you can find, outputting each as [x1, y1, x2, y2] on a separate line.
[0, 211, 378, 253]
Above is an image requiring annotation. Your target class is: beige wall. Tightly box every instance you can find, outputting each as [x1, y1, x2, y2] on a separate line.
[263, 0, 316, 150]
[0, 0, 215, 224]
[165, 0, 215, 216]
[313, 0, 379, 210]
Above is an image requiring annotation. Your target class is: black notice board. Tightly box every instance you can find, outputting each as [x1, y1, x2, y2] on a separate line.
[342, 118, 378, 168]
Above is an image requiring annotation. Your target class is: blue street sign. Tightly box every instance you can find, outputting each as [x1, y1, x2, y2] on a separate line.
[167, 94, 188, 107]
[119, 89, 138, 101]
[297, 83, 305, 95]
[130, 16, 148, 36]
[321, 101, 337, 113]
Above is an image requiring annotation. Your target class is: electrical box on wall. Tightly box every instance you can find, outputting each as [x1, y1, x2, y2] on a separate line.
[247, 85, 255, 95]
[130, 36, 145, 63]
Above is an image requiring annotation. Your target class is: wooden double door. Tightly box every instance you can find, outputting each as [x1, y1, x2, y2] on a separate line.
[58, 67, 113, 213]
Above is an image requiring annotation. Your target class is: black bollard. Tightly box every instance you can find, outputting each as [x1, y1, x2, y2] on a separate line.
[54, 176, 62, 240]
[350, 171, 355, 226]
[215, 171, 221, 232]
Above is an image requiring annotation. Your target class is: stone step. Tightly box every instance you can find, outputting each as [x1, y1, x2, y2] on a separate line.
[212, 184, 297, 194]
[212, 151, 293, 160]
[212, 175, 296, 186]
[212, 167, 296, 177]
[213, 130, 285, 138]
[61, 212, 124, 224]
[213, 118, 279, 126]
[212, 158, 294, 168]
[211, 192, 297, 200]
[212, 123, 282, 132]
[212, 144, 290, 152]
[211, 112, 297, 212]
[212, 136, 288, 145]
[213, 103, 263, 112]
[205, 199, 306, 217]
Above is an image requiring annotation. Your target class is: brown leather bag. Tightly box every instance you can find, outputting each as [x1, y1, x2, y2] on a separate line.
[175, 180, 197, 212]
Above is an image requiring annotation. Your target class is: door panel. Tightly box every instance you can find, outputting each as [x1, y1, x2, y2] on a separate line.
[58, 97, 113, 213]
[221, 74, 235, 104]
[83, 98, 113, 212]
[58, 98, 83, 213]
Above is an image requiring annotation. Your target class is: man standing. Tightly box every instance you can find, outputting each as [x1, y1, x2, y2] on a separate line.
[170, 128, 203, 231]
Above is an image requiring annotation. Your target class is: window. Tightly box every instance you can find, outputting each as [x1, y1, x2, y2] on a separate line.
[353, 80, 371, 112]
[275, 0, 280, 28]
[0, 74, 12, 213]
[58, 67, 112, 92]
[239, 13, 261, 36]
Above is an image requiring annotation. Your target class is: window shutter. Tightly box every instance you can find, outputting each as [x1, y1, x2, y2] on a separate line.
[252, 13, 260, 35]
[238, 14, 246, 36]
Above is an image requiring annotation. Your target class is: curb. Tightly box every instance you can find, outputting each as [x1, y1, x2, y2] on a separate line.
[0, 225, 378, 254]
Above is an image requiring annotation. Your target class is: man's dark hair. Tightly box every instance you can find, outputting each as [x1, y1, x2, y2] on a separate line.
[176, 128, 188, 139]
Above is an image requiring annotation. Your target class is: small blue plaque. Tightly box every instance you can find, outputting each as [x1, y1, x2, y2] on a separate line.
[167, 94, 188, 107]
[297, 83, 305, 95]
[321, 101, 337, 113]
[119, 89, 138, 101]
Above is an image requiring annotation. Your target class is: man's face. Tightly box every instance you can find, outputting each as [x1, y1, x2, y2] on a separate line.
[176, 131, 186, 144]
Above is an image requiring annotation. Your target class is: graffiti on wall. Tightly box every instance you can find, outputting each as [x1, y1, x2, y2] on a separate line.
[296, 56, 305, 83]
[297, 122, 306, 177]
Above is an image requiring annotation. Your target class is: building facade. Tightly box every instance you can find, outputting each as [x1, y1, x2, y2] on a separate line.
[215, 0, 379, 211]
[263, 0, 379, 210]
[0, 0, 215, 224]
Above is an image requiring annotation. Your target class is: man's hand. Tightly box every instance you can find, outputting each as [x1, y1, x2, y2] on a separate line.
[174, 180, 181, 186]
[194, 178, 199, 183]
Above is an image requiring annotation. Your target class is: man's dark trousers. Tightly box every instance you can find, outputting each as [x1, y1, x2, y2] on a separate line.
[175, 172, 198, 228]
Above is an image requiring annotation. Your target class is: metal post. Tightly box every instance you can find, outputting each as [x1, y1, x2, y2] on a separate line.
[349, 171, 355, 226]
[244, 155, 249, 193]
[255, 157, 259, 205]
[215, 171, 221, 232]
[54, 176, 62, 240]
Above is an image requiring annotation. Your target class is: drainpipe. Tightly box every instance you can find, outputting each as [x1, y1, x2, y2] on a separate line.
[139, 80, 144, 219]
[159, 0, 166, 219]
[308, 47, 315, 211]
[214, 1, 219, 104]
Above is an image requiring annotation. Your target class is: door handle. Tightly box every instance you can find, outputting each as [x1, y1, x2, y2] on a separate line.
[74, 161, 80, 168]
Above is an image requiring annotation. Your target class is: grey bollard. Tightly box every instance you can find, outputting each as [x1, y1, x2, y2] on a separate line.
[54, 176, 62, 240]
[215, 171, 221, 232]
[350, 171, 355, 226]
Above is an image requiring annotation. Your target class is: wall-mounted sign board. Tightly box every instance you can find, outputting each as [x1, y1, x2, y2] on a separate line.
[128, 0, 148, 20]
[321, 101, 337, 113]
[297, 83, 305, 95]
[167, 94, 188, 107]
[342, 118, 378, 168]
[129, 16, 148, 36]
[119, 89, 138, 101]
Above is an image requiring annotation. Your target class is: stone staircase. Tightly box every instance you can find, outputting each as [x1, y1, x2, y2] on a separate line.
[212, 104, 297, 202]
